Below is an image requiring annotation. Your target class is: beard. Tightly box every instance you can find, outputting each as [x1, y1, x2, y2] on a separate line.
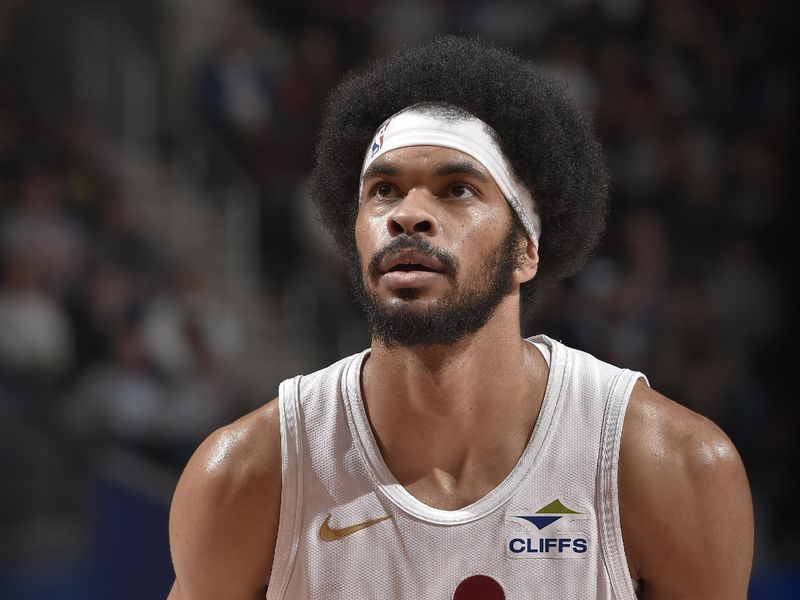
[348, 225, 522, 347]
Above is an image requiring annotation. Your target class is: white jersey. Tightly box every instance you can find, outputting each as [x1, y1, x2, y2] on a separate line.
[267, 335, 644, 599]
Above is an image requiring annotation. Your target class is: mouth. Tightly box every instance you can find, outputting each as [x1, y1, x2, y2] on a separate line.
[386, 263, 437, 273]
[377, 249, 446, 290]
[379, 249, 445, 275]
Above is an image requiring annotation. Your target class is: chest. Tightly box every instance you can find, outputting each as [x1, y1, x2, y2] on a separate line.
[374, 419, 538, 511]
[399, 469, 505, 511]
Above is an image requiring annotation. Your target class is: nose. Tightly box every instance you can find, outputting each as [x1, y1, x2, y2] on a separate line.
[387, 188, 439, 237]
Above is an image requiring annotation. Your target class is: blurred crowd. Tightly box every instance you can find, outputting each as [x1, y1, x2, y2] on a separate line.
[0, 0, 794, 578]
[0, 80, 245, 563]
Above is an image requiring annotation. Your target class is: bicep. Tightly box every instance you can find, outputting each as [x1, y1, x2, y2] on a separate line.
[620, 383, 753, 599]
[169, 400, 281, 600]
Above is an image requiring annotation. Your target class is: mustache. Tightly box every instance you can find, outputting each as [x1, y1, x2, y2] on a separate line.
[367, 236, 458, 281]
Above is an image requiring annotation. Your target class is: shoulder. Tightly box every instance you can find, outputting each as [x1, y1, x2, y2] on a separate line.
[177, 398, 282, 502]
[619, 380, 753, 598]
[620, 379, 742, 481]
[169, 398, 281, 600]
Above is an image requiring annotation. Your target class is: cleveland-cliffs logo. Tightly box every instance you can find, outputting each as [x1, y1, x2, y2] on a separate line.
[507, 499, 590, 559]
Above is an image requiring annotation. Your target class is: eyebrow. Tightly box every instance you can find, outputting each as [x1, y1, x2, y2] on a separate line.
[362, 163, 398, 180]
[362, 158, 490, 183]
[434, 160, 490, 182]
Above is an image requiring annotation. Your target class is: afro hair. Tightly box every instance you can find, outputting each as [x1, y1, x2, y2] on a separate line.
[309, 35, 609, 321]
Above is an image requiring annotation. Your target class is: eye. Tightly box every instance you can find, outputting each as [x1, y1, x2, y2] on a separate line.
[448, 183, 477, 199]
[373, 182, 401, 199]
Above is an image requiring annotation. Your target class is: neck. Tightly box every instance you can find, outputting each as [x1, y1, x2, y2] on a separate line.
[359, 297, 549, 507]
[363, 297, 540, 418]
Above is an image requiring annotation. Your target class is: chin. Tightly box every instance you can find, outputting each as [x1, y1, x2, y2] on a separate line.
[391, 288, 423, 301]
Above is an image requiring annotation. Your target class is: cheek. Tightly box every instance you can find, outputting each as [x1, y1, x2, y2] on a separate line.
[354, 211, 385, 269]
[449, 204, 510, 254]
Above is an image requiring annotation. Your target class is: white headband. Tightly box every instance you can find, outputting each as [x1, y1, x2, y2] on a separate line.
[360, 106, 541, 247]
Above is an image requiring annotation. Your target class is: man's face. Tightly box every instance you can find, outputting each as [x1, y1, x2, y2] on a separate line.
[351, 145, 528, 347]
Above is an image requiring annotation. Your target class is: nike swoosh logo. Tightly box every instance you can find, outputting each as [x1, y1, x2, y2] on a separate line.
[319, 513, 391, 541]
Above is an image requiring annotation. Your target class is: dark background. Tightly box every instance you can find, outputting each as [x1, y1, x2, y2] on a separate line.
[0, 0, 795, 598]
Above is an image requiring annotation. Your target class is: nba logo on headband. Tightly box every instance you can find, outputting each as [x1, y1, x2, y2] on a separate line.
[370, 120, 391, 157]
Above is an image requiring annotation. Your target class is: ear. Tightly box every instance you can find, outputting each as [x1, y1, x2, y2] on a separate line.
[513, 237, 539, 285]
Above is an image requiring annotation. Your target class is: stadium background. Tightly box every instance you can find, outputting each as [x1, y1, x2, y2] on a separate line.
[0, 0, 794, 597]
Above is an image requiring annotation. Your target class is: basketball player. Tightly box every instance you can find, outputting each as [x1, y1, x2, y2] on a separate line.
[167, 37, 753, 599]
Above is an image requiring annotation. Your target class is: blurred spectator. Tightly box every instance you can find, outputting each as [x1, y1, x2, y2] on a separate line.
[142, 262, 243, 380]
[65, 262, 141, 375]
[197, 8, 284, 171]
[571, 208, 670, 370]
[63, 304, 239, 467]
[1, 165, 86, 296]
[0, 247, 72, 379]
[0, 107, 24, 197]
[708, 238, 782, 351]
[275, 24, 342, 171]
[543, 33, 598, 107]
[92, 191, 160, 279]
[63, 320, 165, 444]
[54, 109, 111, 226]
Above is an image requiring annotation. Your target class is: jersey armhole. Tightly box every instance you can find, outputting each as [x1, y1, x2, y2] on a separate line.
[266, 377, 304, 599]
[597, 370, 646, 600]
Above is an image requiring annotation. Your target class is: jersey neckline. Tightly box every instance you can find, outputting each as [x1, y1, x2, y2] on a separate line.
[342, 334, 565, 525]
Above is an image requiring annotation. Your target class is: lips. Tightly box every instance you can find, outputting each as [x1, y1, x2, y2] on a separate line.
[379, 249, 445, 274]
[376, 248, 447, 289]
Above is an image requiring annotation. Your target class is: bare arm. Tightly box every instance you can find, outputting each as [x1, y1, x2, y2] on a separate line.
[167, 398, 282, 600]
[620, 381, 753, 599]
